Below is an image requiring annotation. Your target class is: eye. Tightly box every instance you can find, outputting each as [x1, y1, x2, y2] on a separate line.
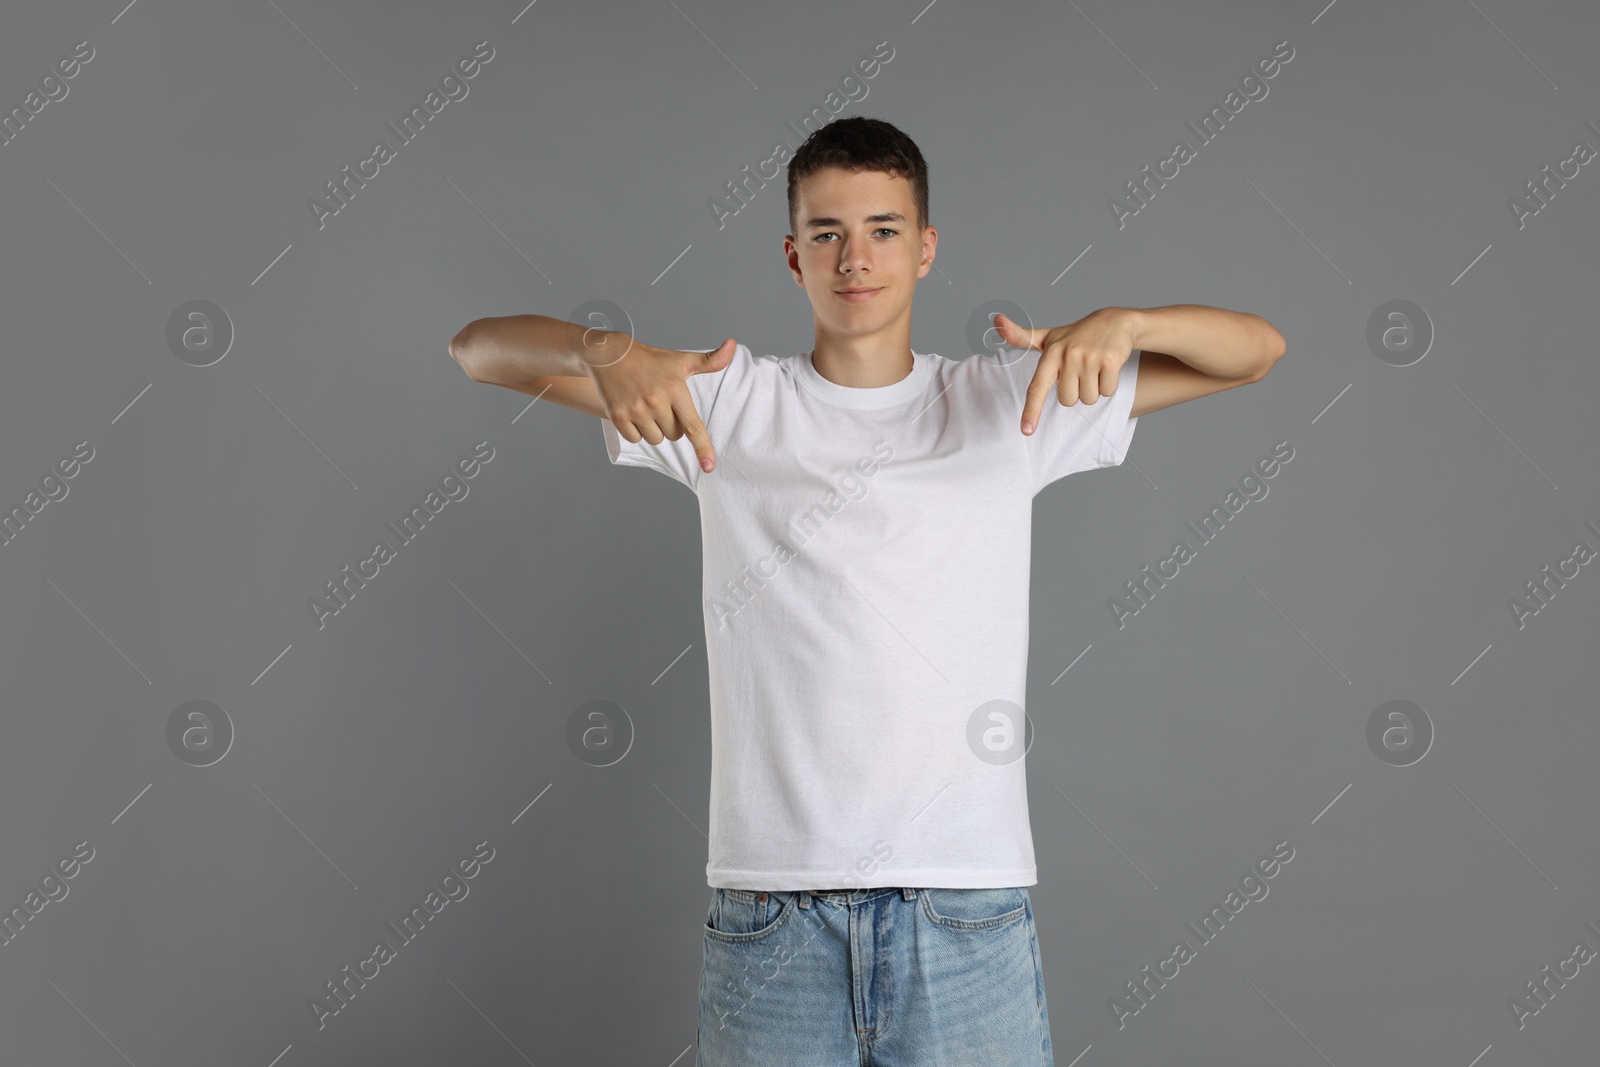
[813, 228, 900, 243]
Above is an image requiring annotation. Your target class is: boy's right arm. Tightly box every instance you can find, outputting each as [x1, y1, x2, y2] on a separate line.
[498, 375, 608, 420]
[448, 313, 600, 384]
[448, 314, 737, 473]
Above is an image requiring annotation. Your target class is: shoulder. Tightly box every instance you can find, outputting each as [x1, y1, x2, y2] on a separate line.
[684, 341, 781, 410]
[939, 348, 1035, 399]
[726, 343, 787, 388]
[708, 342, 786, 377]
[943, 347, 1035, 376]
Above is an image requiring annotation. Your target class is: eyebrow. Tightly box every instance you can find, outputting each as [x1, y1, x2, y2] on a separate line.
[803, 211, 908, 230]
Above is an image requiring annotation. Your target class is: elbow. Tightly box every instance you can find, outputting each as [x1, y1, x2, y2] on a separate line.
[449, 321, 480, 380]
[1253, 321, 1286, 381]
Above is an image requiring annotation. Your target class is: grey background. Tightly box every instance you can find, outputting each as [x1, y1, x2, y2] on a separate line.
[2, 0, 1596, 1064]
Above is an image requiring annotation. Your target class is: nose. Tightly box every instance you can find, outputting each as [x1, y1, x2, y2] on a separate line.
[837, 236, 873, 277]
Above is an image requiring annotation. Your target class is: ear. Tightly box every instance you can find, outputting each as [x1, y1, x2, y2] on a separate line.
[784, 234, 805, 286]
[916, 225, 938, 279]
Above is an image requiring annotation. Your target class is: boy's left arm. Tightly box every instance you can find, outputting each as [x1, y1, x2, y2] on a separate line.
[992, 305, 1285, 430]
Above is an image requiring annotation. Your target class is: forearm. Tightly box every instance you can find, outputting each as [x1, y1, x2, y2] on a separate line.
[1122, 304, 1285, 381]
[449, 314, 615, 384]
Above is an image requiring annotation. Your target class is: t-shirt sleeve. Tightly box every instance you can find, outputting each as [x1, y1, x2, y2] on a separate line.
[599, 342, 747, 491]
[997, 346, 1141, 494]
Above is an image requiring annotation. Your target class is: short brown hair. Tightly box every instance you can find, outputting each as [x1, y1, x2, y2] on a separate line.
[787, 116, 929, 236]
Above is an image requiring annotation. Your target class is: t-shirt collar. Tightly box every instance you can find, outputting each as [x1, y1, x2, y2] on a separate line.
[794, 348, 932, 409]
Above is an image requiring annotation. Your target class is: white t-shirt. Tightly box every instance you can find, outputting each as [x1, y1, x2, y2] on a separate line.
[601, 343, 1140, 890]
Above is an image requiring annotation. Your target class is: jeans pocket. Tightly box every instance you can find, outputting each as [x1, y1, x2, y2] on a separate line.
[704, 888, 797, 944]
[919, 886, 1030, 930]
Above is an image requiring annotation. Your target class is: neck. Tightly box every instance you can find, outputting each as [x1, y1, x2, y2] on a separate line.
[809, 321, 915, 388]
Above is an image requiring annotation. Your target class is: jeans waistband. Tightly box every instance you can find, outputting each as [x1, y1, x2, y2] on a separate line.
[795, 887, 918, 908]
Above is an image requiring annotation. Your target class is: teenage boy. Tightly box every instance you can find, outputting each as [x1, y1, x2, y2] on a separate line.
[450, 116, 1284, 1066]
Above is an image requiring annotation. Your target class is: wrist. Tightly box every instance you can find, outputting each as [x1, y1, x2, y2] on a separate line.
[1113, 306, 1146, 349]
[577, 329, 631, 377]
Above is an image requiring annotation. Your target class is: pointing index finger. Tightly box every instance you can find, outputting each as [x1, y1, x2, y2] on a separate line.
[1021, 353, 1057, 436]
[676, 391, 716, 473]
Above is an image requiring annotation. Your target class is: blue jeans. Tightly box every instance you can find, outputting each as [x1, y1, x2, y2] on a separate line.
[697, 886, 1055, 1066]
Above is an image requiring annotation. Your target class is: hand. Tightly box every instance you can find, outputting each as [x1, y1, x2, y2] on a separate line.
[583, 333, 737, 473]
[990, 308, 1136, 435]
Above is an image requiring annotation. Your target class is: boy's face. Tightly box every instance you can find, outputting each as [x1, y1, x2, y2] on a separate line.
[785, 166, 937, 341]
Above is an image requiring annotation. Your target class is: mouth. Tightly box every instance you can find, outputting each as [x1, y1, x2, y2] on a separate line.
[834, 286, 883, 303]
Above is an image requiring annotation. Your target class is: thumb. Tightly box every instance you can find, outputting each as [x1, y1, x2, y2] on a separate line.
[991, 312, 1043, 352]
[688, 337, 738, 375]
